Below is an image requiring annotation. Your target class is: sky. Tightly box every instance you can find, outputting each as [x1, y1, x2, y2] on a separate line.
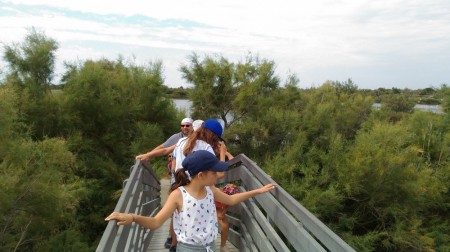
[0, 0, 449, 90]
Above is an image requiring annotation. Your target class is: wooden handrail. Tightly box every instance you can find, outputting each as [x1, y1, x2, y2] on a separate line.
[218, 154, 355, 252]
[96, 155, 355, 252]
[96, 160, 161, 252]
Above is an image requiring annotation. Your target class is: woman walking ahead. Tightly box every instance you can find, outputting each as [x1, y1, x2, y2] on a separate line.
[105, 150, 276, 252]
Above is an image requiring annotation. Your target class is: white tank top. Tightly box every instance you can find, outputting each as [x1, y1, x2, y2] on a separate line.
[173, 186, 218, 246]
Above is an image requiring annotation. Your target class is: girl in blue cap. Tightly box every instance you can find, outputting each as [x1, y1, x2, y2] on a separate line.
[174, 119, 230, 175]
[105, 150, 275, 252]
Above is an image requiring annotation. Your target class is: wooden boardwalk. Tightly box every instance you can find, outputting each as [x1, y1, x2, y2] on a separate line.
[147, 178, 238, 252]
[98, 157, 355, 252]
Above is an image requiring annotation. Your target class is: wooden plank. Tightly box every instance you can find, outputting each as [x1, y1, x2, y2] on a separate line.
[226, 227, 243, 250]
[219, 165, 322, 251]
[147, 218, 171, 252]
[142, 167, 161, 188]
[239, 199, 276, 252]
[142, 198, 161, 214]
[230, 154, 356, 252]
[238, 222, 258, 252]
[239, 167, 326, 251]
[243, 197, 290, 251]
[142, 189, 160, 200]
[147, 178, 171, 252]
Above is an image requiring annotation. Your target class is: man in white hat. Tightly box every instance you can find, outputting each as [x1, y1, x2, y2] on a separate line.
[136, 118, 193, 161]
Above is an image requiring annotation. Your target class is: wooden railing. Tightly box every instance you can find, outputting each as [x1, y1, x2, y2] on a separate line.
[220, 154, 355, 252]
[96, 160, 161, 252]
[96, 154, 355, 252]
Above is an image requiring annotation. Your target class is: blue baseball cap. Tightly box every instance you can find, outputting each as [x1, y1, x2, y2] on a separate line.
[203, 119, 224, 141]
[182, 150, 229, 176]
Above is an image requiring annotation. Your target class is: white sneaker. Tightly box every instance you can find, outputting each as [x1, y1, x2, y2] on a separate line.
[220, 246, 231, 252]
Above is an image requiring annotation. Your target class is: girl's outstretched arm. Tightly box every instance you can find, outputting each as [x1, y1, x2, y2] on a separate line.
[136, 144, 176, 160]
[105, 189, 181, 229]
[213, 184, 276, 206]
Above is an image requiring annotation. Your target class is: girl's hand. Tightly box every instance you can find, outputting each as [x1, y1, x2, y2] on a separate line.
[105, 212, 133, 226]
[257, 184, 276, 194]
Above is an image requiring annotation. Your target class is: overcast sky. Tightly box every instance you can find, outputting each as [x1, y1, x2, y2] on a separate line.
[1, 0, 449, 89]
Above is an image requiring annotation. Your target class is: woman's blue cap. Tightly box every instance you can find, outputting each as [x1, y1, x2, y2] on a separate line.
[203, 119, 224, 140]
[182, 150, 229, 176]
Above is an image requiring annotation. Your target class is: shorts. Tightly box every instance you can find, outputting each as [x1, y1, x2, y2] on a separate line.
[177, 241, 216, 252]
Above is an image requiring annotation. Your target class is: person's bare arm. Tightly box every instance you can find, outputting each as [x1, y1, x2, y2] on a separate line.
[136, 145, 176, 160]
[212, 184, 276, 206]
[105, 189, 181, 229]
[215, 142, 232, 179]
[218, 142, 228, 161]
[225, 151, 234, 160]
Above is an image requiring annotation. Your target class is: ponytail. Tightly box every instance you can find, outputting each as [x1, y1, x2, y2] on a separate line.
[171, 168, 191, 191]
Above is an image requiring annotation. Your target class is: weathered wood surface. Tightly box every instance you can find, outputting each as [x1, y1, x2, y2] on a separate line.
[97, 156, 355, 252]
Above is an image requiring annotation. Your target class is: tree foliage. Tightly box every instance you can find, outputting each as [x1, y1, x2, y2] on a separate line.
[180, 53, 280, 128]
[1, 41, 88, 250]
[183, 62, 448, 250]
[1, 30, 180, 249]
[0, 137, 83, 251]
[60, 58, 179, 240]
[180, 53, 236, 126]
[0, 85, 21, 156]
[3, 28, 57, 94]
[2, 28, 60, 140]
[1, 29, 448, 251]
[338, 122, 446, 250]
